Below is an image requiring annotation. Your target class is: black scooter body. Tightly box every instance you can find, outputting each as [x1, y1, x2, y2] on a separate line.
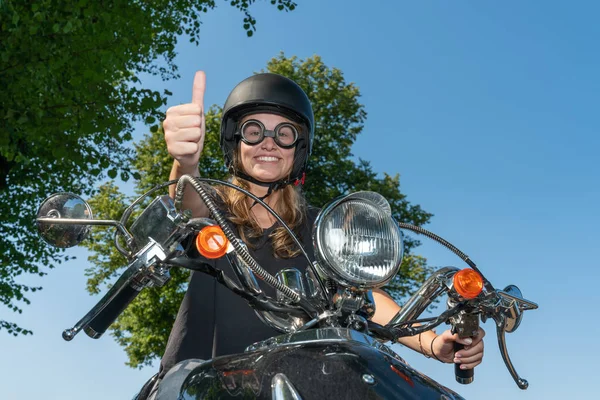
[162, 328, 464, 400]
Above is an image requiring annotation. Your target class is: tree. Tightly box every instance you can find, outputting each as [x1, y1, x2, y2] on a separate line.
[83, 53, 434, 368]
[0, 0, 297, 335]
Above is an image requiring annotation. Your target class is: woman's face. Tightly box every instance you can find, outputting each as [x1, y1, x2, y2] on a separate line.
[238, 113, 296, 183]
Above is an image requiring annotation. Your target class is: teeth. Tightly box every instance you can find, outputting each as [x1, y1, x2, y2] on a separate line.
[257, 156, 279, 162]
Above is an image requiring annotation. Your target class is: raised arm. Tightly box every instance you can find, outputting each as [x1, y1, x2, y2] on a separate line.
[163, 71, 210, 217]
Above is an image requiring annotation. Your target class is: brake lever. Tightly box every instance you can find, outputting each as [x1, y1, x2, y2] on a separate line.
[493, 314, 530, 389]
[63, 238, 171, 341]
[488, 288, 538, 389]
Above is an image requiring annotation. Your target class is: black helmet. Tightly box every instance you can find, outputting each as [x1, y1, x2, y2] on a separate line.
[220, 73, 314, 187]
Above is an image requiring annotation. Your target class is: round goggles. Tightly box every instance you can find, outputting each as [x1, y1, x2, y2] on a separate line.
[236, 119, 299, 149]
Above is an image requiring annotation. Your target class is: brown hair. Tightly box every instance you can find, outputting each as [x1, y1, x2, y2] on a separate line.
[215, 151, 307, 259]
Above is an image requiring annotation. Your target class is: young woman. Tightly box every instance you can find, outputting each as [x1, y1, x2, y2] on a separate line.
[157, 71, 485, 388]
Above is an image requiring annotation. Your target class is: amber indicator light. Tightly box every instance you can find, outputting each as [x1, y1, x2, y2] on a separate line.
[195, 225, 229, 258]
[453, 268, 483, 299]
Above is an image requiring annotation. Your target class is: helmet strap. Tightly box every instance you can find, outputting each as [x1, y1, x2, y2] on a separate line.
[249, 184, 275, 209]
[233, 170, 295, 209]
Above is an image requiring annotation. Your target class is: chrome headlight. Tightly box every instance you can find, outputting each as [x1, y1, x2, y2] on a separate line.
[313, 191, 404, 289]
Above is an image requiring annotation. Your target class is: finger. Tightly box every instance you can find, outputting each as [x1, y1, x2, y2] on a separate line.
[167, 127, 203, 143]
[464, 328, 486, 349]
[166, 103, 202, 117]
[456, 359, 483, 370]
[168, 141, 200, 160]
[163, 115, 201, 136]
[163, 115, 202, 135]
[191, 71, 206, 106]
[456, 336, 474, 346]
[456, 341, 484, 358]
[455, 352, 483, 365]
[170, 115, 203, 130]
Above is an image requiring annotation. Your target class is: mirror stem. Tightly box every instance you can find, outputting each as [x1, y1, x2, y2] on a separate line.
[36, 218, 134, 247]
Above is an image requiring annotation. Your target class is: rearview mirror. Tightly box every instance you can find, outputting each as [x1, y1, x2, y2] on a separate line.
[36, 192, 93, 248]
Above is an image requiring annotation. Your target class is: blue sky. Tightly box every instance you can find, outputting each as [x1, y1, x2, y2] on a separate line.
[3, 1, 599, 398]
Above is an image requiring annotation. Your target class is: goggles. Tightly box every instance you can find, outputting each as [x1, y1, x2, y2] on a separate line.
[236, 119, 299, 149]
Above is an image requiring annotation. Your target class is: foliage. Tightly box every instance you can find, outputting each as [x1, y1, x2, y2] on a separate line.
[83, 54, 434, 368]
[0, 0, 297, 335]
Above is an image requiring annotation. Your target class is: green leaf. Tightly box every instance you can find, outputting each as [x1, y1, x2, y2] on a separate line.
[63, 21, 73, 33]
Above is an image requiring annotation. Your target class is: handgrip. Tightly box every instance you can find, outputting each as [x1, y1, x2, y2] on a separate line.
[84, 284, 141, 339]
[454, 341, 474, 384]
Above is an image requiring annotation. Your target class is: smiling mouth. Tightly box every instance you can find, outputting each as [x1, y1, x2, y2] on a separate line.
[255, 156, 280, 162]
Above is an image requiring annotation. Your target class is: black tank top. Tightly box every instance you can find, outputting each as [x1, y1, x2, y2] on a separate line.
[159, 205, 319, 377]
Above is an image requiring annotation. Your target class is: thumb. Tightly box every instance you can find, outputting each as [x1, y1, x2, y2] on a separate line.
[191, 70, 206, 106]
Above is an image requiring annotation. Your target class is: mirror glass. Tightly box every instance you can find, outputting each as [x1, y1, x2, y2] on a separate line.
[503, 285, 524, 333]
[36, 192, 93, 248]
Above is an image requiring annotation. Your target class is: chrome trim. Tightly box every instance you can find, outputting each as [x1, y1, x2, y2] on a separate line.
[297, 309, 341, 331]
[36, 217, 134, 245]
[245, 328, 406, 364]
[271, 373, 303, 400]
[227, 256, 311, 333]
[62, 239, 167, 341]
[494, 318, 529, 389]
[344, 191, 392, 216]
[362, 374, 375, 385]
[276, 268, 306, 304]
[456, 376, 474, 385]
[388, 267, 458, 326]
[485, 284, 537, 390]
[500, 285, 523, 333]
[312, 191, 403, 289]
[227, 250, 262, 296]
[362, 290, 376, 319]
[334, 289, 365, 313]
[254, 309, 306, 334]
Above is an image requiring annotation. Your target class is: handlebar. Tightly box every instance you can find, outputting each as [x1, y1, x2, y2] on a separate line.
[36, 178, 538, 390]
[454, 342, 474, 384]
[382, 266, 537, 390]
[84, 283, 140, 338]
[62, 239, 170, 341]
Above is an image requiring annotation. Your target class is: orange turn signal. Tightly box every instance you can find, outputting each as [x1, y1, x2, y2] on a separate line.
[195, 225, 229, 259]
[453, 268, 483, 299]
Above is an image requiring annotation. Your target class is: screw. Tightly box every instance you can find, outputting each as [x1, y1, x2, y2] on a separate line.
[362, 374, 375, 385]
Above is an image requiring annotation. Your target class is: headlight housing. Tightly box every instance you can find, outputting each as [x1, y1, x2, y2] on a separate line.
[312, 191, 404, 289]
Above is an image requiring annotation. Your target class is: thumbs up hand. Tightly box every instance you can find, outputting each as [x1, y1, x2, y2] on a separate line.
[163, 71, 206, 172]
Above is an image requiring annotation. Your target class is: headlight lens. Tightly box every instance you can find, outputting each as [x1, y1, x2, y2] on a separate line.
[313, 192, 404, 288]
